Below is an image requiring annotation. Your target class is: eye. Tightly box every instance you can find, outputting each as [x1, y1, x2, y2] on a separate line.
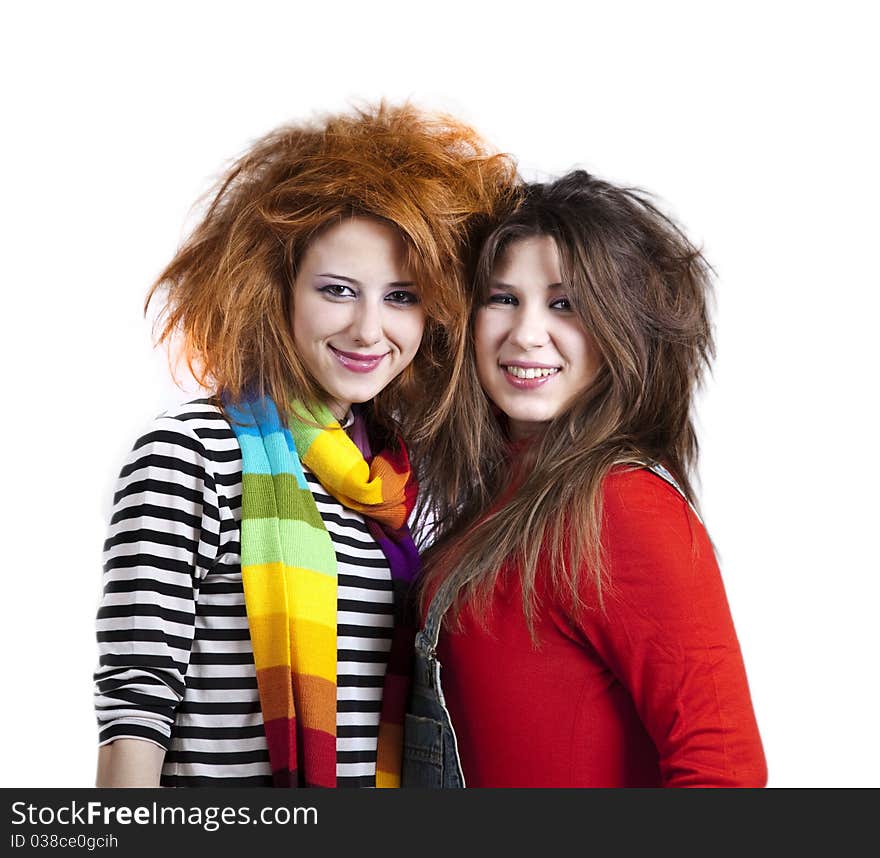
[385, 289, 421, 306]
[318, 283, 357, 300]
[487, 292, 518, 306]
[550, 296, 573, 311]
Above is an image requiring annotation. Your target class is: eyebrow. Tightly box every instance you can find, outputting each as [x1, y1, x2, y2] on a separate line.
[490, 280, 564, 290]
[317, 273, 417, 288]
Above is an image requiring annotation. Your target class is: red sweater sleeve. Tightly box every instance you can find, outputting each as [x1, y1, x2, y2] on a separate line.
[570, 469, 767, 787]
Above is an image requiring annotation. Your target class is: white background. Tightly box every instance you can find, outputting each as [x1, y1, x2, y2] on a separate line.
[2, 0, 877, 787]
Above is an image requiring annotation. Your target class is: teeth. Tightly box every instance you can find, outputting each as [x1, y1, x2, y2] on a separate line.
[504, 366, 559, 379]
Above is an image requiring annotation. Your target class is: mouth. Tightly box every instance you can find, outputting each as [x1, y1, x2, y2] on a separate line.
[330, 346, 389, 374]
[500, 362, 561, 389]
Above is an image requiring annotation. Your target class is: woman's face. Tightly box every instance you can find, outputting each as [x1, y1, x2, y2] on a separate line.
[474, 235, 602, 440]
[292, 217, 424, 420]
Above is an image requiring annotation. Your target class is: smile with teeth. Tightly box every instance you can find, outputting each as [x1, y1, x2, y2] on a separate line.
[502, 365, 560, 379]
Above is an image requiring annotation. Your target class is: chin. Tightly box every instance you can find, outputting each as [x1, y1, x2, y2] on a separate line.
[331, 383, 385, 407]
[504, 399, 556, 420]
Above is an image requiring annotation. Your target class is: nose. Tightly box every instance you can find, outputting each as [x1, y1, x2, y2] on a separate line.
[508, 305, 550, 350]
[349, 297, 383, 347]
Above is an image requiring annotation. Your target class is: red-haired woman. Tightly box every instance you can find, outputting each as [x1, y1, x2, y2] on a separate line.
[94, 104, 516, 788]
[404, 171, 767, 787]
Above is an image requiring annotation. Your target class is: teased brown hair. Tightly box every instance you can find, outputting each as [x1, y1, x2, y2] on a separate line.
[417, 170, 715, 631]
[146, 102, 517, 444]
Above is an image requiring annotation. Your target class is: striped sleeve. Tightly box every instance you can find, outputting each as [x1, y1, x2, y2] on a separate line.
[94, 413, 222, 750]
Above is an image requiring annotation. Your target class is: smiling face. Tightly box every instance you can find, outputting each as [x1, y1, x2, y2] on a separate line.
[474, 234, 603, 440]
[291, 217, 425, 420]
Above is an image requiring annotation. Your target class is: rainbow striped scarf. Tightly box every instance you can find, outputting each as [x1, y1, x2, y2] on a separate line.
[225, 397, 420, 788]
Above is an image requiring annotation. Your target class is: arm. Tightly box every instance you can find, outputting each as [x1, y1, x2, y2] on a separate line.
[575, 470, 767, 787]
[94, 415, 221, 787]
[96, 739, 165, 788]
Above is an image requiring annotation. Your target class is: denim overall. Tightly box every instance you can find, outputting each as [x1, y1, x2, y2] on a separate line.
[402, 574, 466, 787]
[400, 462, 692, 788]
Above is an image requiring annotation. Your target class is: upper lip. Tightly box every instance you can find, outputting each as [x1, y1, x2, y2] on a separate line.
[500, 360, 561, 369]
[330, 346, 388, 360]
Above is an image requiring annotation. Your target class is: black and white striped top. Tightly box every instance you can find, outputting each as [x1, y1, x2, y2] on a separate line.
[94, 399, 394, 787]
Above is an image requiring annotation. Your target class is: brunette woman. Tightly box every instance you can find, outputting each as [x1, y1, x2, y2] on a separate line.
[94, 103, 515, 788]
[405, 171, 767, 787]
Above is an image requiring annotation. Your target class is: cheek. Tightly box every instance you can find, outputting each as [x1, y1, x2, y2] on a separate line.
[564, 328, 603, 388]
[293, 315, 324, 347]
[290, 307, 308, 344]
[293, 299, 345, 344]
[473, 312, 499, 382]
[399, 311, 425, 355]
[290, 289, 319, 340]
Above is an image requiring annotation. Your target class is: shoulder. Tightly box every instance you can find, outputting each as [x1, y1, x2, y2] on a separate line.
[602, 465, 692, 523]
[154, 397, 233, 437]
[600, 465, 705, 571]
[571, 467, 726, 634]
[140, 398, 239, 461]
[118, 398, 241, 491]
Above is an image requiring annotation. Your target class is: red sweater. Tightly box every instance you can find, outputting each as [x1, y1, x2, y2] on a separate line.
[436, 468, 767, 787]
